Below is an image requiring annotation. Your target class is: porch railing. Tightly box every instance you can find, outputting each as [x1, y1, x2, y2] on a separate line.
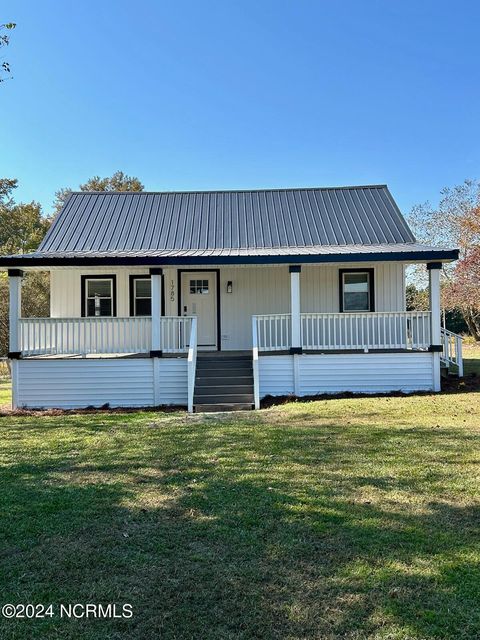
[440, 327, 464, 376]
[253, 311, 432, 352]
[19, 316, 193, 356]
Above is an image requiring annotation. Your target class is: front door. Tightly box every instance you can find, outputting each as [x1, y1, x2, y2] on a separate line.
[181, 271, 218, 349]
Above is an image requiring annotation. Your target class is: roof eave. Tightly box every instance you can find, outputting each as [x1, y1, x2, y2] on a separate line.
[0, 248, 459, 268]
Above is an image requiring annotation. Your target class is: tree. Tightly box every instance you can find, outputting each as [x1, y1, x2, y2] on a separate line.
[0, 173, 145, 355]
[0, 178, 52, 355]
[53, 170, 144, 215]
[0, 22, 16, 83]
[408, 179, 480, 340]
[0, 180, 51, 256]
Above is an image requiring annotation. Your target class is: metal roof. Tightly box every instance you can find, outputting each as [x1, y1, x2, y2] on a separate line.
[0, 186, 459, 266]
[39, 185, 415, 254]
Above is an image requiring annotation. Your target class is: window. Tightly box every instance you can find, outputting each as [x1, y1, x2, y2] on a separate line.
[130, 276, 152, 316]
[81, 276, 116, 317]
[189, 279, 209, 294]
[339, 269, 374, 312]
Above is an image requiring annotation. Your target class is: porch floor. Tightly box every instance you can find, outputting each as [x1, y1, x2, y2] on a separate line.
[20, 348, 426, 360]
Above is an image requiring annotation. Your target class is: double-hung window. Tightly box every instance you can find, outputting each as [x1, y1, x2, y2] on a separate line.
[82, 276, 116, 317]
[339, 269, 374, 312]
[130, 276, 152, 316]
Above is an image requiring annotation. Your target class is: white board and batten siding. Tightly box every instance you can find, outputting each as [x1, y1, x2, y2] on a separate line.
[259, 352, 434, 398]
[12, 358, 187, 409]
[50, 263, 406, 351]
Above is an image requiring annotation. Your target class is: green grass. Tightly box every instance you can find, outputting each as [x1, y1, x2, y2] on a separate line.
[463, 342, 480, 377]
[0, 387, 479, 639]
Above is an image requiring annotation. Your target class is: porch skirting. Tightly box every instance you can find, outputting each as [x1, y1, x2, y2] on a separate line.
[11, 357, 187, 410]
[258, 352, 435, 398]
[11, 351, 436, 410]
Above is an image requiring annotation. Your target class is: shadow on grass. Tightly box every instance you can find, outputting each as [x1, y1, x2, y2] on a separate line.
[0, 418, 479, 639]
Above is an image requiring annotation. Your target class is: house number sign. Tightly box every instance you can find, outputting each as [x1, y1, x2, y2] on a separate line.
[170, 279, 175, 303]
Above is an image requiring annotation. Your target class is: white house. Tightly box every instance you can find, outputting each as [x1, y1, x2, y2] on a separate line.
[0, 185, 462, 411]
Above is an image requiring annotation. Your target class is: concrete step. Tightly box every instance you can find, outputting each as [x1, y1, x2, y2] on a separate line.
[194, 403, 254, 413]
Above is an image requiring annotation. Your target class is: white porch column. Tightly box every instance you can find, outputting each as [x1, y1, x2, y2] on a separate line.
[289, 265, 302, 353]
[8, 269, 23, 357]
[428, 262, 442, 392]
[150, 268, 163, 356]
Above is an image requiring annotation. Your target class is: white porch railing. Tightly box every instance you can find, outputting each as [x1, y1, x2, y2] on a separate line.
[254, 314, 292, 351]
[440, 328, 464, 376]
[187, 317, 198, 413]
[253, 311, 432, 352]
[252, 316, 260, 409]
[19, 316, 193, 356]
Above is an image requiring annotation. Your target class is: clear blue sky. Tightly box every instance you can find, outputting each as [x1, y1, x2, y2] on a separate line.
[1, 0, 479, 216]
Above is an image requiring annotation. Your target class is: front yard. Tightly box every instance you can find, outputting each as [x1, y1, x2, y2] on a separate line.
[0, 347, 479, 639]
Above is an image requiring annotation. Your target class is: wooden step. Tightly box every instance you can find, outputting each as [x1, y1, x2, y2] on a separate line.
[196, 360, 252, 370]
[195, 375, 253, 386]
[195, 384, 254, 394]
[193, 393, 254, 404]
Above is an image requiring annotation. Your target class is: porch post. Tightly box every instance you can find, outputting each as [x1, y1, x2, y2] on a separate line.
[150, 268, 163, 357]
[289, 265, 302, 354]
[427, 262, 442, 392]
[8, 269, 23, 358]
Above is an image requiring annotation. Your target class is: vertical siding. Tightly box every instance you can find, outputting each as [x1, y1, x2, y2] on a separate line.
[49, 263, 406, 350]
[50, 267, 151, 317]
[219, 266, 290, 349]
[301, 263, 405, 313]
[15, 357, 188, 409]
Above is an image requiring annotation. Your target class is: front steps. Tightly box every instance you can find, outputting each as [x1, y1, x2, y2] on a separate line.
[194, 352, 254, 412]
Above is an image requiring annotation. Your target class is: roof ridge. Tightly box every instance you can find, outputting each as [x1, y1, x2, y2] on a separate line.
[69, 184, 389, 196]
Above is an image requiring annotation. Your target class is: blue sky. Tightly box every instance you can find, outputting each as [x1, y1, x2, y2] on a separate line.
[1, 0, 479, 216]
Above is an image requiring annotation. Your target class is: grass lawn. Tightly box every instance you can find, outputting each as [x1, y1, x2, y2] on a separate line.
[0, 349, 479, 639]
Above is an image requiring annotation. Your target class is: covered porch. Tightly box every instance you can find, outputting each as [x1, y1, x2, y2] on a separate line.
[6, 259, 463, 411]
[7, 261, 449, 358]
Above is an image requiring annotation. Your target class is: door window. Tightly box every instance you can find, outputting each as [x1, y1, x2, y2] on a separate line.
[189, 279, 209, 294]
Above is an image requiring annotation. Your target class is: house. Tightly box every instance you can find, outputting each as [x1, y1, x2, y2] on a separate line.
[0, 185, 463, 411]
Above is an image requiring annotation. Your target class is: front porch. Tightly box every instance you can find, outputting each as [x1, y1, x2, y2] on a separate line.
[6, 261, 463, 411]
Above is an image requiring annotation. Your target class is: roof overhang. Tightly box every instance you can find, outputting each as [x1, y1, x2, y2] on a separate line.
[0, 248, 459, 268]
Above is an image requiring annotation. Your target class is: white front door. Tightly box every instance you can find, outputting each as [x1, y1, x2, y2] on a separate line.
[181, 271, 218, 348]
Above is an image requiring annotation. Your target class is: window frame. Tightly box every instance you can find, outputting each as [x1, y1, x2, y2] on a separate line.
[339, 268, 375, 313]
[129, 275, 153, 317]
[81, 274, 117, 318]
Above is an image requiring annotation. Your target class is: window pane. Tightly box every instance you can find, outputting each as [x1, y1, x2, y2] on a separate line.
[344, 273, 369, 292]
[344, 292, 369, 311]
[136, 298, 151, 316]
[87, 279, 112, 297]
[99, 299, 112, 316]
[135, 279, 151, 298]
[86, 298, 112, 317]
[343, 273, 370, 311]
[189, 279, 209, 294]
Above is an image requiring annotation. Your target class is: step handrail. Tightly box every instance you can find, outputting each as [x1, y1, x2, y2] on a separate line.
[187, 317, 198, 413]
[440, 327, 464, 377]
[252, 316, 260, 409]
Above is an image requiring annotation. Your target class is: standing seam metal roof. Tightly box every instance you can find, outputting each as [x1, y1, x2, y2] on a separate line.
[37, 185, 417, 256]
